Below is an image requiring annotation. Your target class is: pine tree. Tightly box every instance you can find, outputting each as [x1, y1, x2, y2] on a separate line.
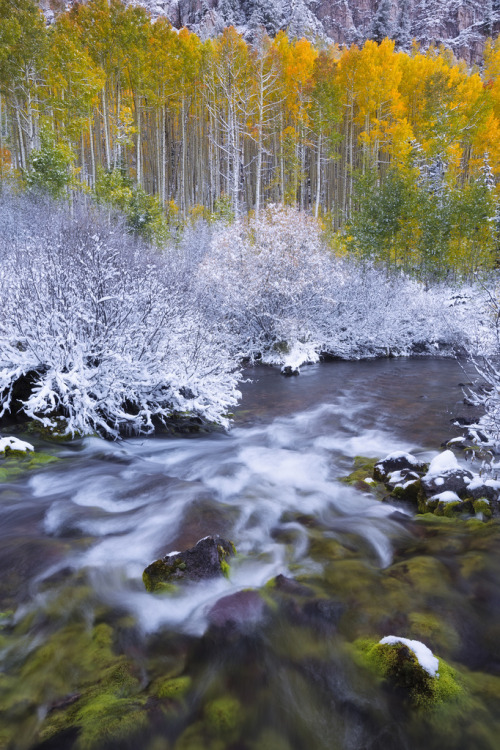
[394, 0, 412, 51]
[371, 0, 393, 44]
[218, 0, 244, 27]
[243, 0, 286, 36]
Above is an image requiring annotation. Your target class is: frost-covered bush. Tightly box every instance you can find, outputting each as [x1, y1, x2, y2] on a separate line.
[461, 282, 500, 451]
[198, 204, 333, 367]
[0, 194, 487, 440]
[198, 204, 474, 369]
[0, 194, 239, 438]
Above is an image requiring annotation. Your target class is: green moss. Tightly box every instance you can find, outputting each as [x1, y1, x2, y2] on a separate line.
[174, 723, 224, 750]
[434, 500, 462, 517]
[75, 693, 147, 750]
[0, 447, 59, 484]
[24, 418, 84, 442]
[473, 499, 492, 519]
[34, 621, 146, 748]
[391, 480, 421, 506]
[155, 676, 192, 700]
[142, 559, 183, 593]
[408, 613, 460, 653]
[387, 556, 452, 598]
[414, 513, 457, 526]
[204, 696, 243, 736]
[355, 638, 463, 709]
[144, 541, 235, 592]
[340, 457, 379, 488]
[460, 551, 486, 579]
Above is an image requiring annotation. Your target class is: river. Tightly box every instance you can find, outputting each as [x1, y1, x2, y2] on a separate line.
[1, 359, 499, 750]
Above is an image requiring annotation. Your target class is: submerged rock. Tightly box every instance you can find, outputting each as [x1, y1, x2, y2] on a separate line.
[142, 536, 236, 593]
[207, 589, 266, 629]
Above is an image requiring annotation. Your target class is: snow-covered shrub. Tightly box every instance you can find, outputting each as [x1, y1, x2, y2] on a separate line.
[198, 204, 474, 368]
[198, 204, 335, 367]
[322, 267, 472, 359]
[0, 194, 239, 438]
[460, 281, 500, 452]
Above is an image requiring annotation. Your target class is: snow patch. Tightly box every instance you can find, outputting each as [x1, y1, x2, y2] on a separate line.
[425, 450, 459, 478]
[379, 636, 439, 677]
[382, 451, 422, 466]
[430, 491, 461, 504]
[0, 436, 34, 453]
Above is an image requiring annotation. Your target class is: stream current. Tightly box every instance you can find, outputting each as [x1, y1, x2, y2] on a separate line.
[1, 359, 500, 750]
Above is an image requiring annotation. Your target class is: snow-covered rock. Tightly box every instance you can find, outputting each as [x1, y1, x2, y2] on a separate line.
[374, 451, 427, 482]
[421, 451, 473, 499]
[0, 436, 34, 454]
[379, 636, 439, 678]
[425, 450, 460, 478]
[429, 490, 462, 504]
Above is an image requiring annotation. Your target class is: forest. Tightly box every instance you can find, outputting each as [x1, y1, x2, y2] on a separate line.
[2, 0, 500, 443]
[1, 0, 500, 277]
[4, 5, 500, 750]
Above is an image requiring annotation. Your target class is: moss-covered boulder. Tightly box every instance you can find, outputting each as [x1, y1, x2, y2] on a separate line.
[343, 448, 500, 521]
[0, 437, 59, 482]
[0, 436, 34, 454]
[356, 636, 463, 708]
[204, 695, 243, 736]
[143, 536, 236, 593]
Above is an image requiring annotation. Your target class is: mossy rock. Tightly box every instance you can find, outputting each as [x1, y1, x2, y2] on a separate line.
[142, 558, 183, 594]
[24, 418, 83, 442]
[355, 638, 463, 709]
[153, 675, 192, 700]
[339, 457, 384, 494]
[6, 617, 147, 750]
[433, 499, 474, 518]
[204, 695, 243, 737]
[75, 693, 148, 750]
[407, 612, 460, 654]
[391, 479, 422, 507]
[174, 722, 225, 750]
[0, 447, 59, 483]
[473, 499, 493, 519]
[387, 555, 452, 598]
[340, 456, 378, 484]
[143, 536, 236, 593]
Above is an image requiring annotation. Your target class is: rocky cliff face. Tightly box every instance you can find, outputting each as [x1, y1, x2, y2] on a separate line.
[43, 0, 500, 63]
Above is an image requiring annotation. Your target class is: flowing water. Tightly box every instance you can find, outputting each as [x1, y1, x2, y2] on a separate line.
[1, 359, 500, 750]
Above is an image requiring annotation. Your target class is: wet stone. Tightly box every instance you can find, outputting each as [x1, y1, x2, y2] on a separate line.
[207, 590, 266, 629]
[374, 453, 428, 482]
[143, 536, 236, 592]
[272, 574, 313, 597]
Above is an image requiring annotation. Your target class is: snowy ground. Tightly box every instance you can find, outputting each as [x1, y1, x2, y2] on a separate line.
[0, 195, 496, 438]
